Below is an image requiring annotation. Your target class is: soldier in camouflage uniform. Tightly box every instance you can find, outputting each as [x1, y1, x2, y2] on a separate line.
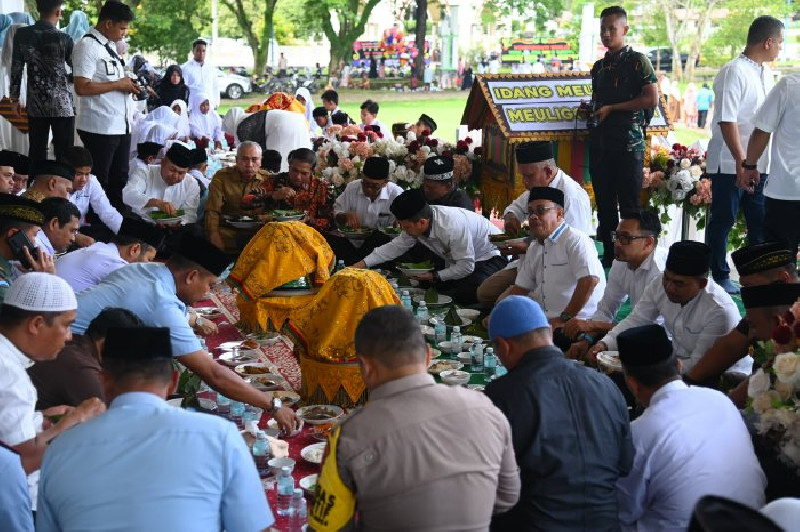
[589, 5, 659, 267]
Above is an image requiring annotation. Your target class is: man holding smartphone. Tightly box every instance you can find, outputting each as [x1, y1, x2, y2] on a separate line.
[0, 196, 54, 303]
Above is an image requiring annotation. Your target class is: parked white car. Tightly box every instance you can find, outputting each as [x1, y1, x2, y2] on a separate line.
[218, 69, 252, 100]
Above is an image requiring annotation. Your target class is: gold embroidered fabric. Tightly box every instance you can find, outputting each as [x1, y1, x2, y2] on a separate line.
[283, 268, 400, 364]
[228, 221, 335, 302]
[298, 353, 367, 408]
[236, 292, 317, 333]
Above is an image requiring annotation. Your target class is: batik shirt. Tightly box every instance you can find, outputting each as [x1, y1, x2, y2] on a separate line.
[9, 21, 74, 118]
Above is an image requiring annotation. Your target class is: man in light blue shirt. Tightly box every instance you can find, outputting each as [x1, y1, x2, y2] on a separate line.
[0, 444, 33, 532]
[72, 232, 299, 432]
[37, 326, 274, 532]
[696, 83, 714, 128]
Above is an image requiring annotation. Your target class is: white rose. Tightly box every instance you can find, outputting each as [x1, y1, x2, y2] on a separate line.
[351, 156, 361, 165]
[775, 407, 796, 427]
[331, 174, 344, 187]
[666, 177, 680, 191]
[748, 369, 772, 398]
[752, 391, 780, 414]
[774, 353, 800, 384]
[680, 158, 691, 169]
[690, 165, 703, 178]
[406, 131, 417, 142]
[388, 160, 396, 175]
[672, 190, 686, 201]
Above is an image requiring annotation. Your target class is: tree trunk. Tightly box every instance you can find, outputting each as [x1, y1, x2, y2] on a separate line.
[220, 0, 276, 74]
[685, 0, 717, 81]
[663, 0, 683, 81]
[319, 0, 382, 79]
[256, 1, 278, 75]
[414, 0, 428, 80]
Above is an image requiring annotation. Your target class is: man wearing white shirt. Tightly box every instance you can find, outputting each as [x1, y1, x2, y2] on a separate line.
[503, 187, 605, 349]
[0, 273, 105, 510]
[182, 39, 220, 110]
[477, 141, 593, 306]
[705, 16, 784, 294]
[122, 143, 201, 226]
[359, 99, 385, 134]
[355, 189, 506, 304]
[565, 210, 667, 359]
[615, 324, 765, 531]
[56, 218, 162, 293]
[35, 198, 80, 256]
[72, 2, 141, 209]
[742, 73, 800, 258]
[329, 156, 403, 265]
[588, 241, 748, 374]
[64, 147, 123, 243]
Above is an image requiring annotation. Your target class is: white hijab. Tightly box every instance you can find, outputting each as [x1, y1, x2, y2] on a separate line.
[222, 107, 246, 146]
[188, 91, 221, 139]
[295, 87, 314, 128]
[170, 99, 190, 139]
[264, 109, 312, 173]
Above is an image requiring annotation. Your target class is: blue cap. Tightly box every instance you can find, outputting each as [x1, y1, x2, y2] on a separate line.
[488, 296, 549, 341]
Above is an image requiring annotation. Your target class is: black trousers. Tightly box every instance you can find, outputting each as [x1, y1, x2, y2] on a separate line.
[765, 197, 800, 260]
[77, 130, 131, 210]
[28, 116, 74, 162]
[590, 147, 644, 264]
[697, 109, 709, 128]
[437, 255, 507, 306]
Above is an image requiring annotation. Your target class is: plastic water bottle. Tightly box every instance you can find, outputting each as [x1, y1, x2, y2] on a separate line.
[336, 260, 346, 272]
[276, 466, 295, 517]
[434, 317, 446, 344]
[230, 400, 245, 429]
[216, 394, 230, 417]
[451, 326, 462, 353]
[484, 347, 497, 377]
[472, 339, 484, 372]
[290, 488, 307, 529]
[401, 290, 412, 311]
[416, 301, 429, 324]
[252, 431, 270, 478]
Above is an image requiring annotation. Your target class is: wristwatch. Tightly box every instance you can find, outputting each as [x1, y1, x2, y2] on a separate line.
[270, 397, 282, 414]
[195, 316, 204, 328]
[577, 332, 595, 344]
[559, 311, 573, 322]
[741, 161, 757, 170]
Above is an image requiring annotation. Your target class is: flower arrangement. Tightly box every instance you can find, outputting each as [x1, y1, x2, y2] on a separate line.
[747, 300, 800, 469]
[645, 143, 711, 227]
[314, 124, 481, 198]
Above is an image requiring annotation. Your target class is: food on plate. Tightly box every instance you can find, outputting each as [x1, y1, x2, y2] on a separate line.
[273, 209, 304, 217]
[489, 230, 527, 243]
[306, 446, 325, 463]
[424, 287, 438, 305]
[380, 226, 402, 236]
[444, 306, 465, 326]
[241, 339, 260, 350]
[428, 360, 460, 374]
[311, 423, 334, 440]
[302, 406, 338, 421]
[241, 365, 271, 375]
[149, 209, 185, 220]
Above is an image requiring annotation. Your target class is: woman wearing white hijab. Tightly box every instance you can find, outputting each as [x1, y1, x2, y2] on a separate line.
[263, 109, 312, 173]
[294, 87, 315, 131]
[188, 91, 223, 149]
[0, 24, 29, 154]
[129, 106, 178, 157]
[222, 107, 246, 147]
[170, 99, 190, 140]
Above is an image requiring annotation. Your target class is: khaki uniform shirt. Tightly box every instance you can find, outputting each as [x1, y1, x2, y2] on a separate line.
[309, 373, 520, 532]
[204, 166, 271, 253]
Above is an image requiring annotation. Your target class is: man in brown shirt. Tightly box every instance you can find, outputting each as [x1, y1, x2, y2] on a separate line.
[28, 308, 143, 409]
[205, 141, 294, 254]
[309, 306, 520, 532]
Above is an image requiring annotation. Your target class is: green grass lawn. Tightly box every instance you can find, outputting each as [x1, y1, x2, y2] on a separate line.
[219, 90, 711, 146]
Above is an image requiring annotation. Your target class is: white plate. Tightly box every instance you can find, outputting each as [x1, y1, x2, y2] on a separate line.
[227, 220, 264, 229]
[218, 350, 260, 366]
[398, 267, 434, 277]
[492, 236, 527, 248]
[297, 405, 345, 425]
[456, 309, 481, 320]
[429, 317, 473, 328]
[427, 360, 464, 375]
[412, 294, 453, 308]
[167, 398, 183, 407]
[275, 213, 306, 222]
[219, 341, 254, 351]
[441, 370, 471, 385]
[244, 373, 284, 391]
[467, 384, 486, 392]
[246, 332, 282, 347]
[301, 442, 327, 464]
[299, 474, 318, 496]
[234, 362, 275, 376]
[597, 351, 622, 372]
[268, 390, 301, 407]
[195, 307, 223, 320]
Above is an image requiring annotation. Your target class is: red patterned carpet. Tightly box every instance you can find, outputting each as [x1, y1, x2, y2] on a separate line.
[198, 285, 302, 391]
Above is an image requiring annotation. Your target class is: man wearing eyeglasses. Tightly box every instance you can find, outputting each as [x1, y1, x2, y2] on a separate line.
[329, 156, 403, 265]
[565, 210, 667, 360]
[586, 241, 749, 375]
[502, 187, 605, 350]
